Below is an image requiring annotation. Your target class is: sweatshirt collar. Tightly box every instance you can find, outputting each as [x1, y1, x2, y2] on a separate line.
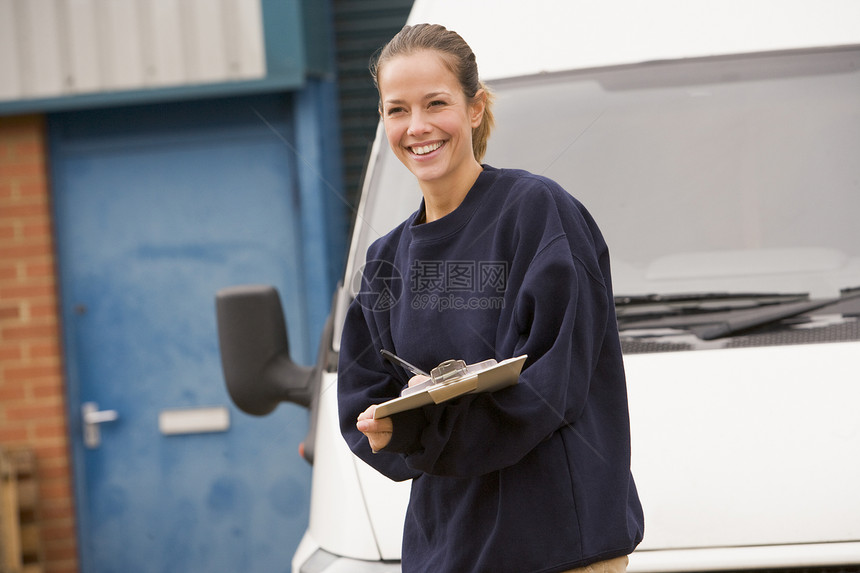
[409, 165, 499, 242]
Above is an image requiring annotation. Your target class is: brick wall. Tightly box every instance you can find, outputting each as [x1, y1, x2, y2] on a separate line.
[0, 115, 79, 573]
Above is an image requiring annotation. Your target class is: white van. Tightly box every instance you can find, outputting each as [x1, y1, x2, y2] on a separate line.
[216, 1, 860, 571]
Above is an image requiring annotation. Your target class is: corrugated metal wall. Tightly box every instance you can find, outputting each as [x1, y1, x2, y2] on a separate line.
[0, 0, 266, 102]
[332, 0, 412, 207]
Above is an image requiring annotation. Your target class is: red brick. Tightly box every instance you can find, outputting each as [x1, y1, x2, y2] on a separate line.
[11, 140, 44, 157]
[39, 480, 73, 501]
[1, 114, 76, 573]
[42, 529, 78, 545]
[0, 383, 28, 401]
[4, 402, 65, 421]
[0, 304, 20, 320]
[32, 444, 70, 462]
[36, 461, 72, 481]
[0, 424, 29, 442]
[0, 222, 16, 239]
[30, 301, 60, 319]
[0, 157, 45, 175]
[40, 519, 76, 537]
[0, 268, 20, 282]
[39, 501, 75, 521]
[0, 283, 55, 299]
[0, 344, 23, 361]
[0, 242, 52, 259]
[0, 201, 48, 219]
[21, 219, 52, 237]
[0, 162, 44, 178]
[36, 451, 70, 467]
[16, 181, 48, 196]
[5, 364, 62, 381]
[44, 561, 79, 573]
[5, 187, 47, 202]
[24, 261, 55, 279]
[0, 269, 18, 282]
[43, 542, 79, 562]
[33, 382, 64, 399]
[29, 340, 60, 359]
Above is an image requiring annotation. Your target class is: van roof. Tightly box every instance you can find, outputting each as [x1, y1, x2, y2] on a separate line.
[407, 0, 860, 80]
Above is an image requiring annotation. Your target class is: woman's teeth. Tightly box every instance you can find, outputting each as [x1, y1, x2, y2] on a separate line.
[412, 142, 443, 155]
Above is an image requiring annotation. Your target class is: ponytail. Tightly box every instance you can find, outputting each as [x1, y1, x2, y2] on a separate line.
[472, 82, 495, 162]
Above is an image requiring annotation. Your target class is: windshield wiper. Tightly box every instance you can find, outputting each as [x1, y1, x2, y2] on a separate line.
[615, 292, 807, 306]
[617, 290, 860, 340]
[691, 290, 860, 340]
[615, 292, 808, 321]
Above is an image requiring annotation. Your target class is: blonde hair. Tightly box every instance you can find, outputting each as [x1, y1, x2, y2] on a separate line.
[371, 23, 495, 162]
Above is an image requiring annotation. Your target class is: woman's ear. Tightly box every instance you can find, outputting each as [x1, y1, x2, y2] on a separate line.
[470, 90, 487, 128]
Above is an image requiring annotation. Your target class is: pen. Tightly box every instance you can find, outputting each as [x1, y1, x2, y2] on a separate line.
[380, 349, 429, 377]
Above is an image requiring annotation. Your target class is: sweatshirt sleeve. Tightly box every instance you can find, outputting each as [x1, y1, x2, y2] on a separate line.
[337, 297, 424, 482]
[387, 234, 612, 478]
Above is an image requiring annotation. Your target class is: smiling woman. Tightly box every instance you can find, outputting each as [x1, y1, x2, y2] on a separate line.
[337, 23, 644, 573]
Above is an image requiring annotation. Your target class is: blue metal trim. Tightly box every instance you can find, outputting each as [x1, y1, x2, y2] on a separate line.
[292, 77, 348, 344]
[0, 76, 303, 117]
[46, 116, 96, 573]
[300, 0, 337, 77]
[262, 0, 307, 79]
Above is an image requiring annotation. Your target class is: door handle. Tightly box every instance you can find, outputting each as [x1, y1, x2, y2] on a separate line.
[82, 402, 119, 448]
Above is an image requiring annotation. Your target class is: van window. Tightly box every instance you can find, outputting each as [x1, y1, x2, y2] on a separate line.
[349, 47, 860, 306]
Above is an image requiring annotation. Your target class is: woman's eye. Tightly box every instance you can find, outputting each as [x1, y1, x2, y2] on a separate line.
[429, 100, 446, 108]
[386, 106, 405, 116]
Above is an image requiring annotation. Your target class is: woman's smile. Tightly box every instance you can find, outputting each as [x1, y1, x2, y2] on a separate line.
[409, 140, 445, 157]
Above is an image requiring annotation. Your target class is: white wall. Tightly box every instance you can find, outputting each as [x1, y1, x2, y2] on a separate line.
[0, 0, 266, 102]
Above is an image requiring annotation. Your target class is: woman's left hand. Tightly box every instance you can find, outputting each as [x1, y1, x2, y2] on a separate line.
[357, 405, 393, 452]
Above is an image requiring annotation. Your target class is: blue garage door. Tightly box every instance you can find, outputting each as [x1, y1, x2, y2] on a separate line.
[50, 95, 315, 572]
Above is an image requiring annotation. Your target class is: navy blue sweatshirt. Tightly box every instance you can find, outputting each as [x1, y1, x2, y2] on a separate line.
[338, 166, 644, 573]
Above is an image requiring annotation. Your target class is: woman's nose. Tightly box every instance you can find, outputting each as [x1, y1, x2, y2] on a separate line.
[407, 111, 430, 136]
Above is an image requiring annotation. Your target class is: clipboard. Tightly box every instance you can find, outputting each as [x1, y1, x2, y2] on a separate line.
[373, 355, 527, 419]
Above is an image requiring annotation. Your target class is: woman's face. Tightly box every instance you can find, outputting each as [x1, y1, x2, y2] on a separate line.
[377, 50, 484, 189]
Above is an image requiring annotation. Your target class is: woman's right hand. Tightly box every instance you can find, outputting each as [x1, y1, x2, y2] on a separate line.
[357, 405, 393, 452]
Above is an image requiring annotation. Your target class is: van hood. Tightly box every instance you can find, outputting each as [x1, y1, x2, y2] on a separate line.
[626, 341, 860, 551]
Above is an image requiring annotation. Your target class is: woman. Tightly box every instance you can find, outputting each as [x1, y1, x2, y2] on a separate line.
[338, 23, 644, 573]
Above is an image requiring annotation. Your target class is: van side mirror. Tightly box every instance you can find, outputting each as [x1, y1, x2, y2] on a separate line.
[215, 285, 313, 415]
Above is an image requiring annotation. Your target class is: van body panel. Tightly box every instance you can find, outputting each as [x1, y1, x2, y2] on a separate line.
[630, 542, 860, 573]
[406, 0, 860, 81]
[353, 453, 411, 559]
[306, 372, 382, 561]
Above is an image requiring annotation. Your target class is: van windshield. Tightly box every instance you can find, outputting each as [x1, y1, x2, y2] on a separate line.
[347, 47, 860, 300]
